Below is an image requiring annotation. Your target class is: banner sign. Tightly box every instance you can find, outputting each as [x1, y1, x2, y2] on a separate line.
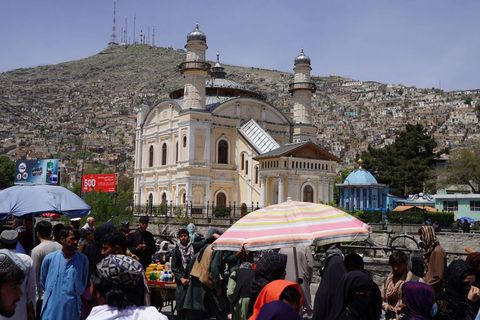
[15, 159, 60, 185]
[81, 174, 117, 193]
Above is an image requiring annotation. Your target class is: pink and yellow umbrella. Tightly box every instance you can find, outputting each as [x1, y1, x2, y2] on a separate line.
[212, 200, 370, 251]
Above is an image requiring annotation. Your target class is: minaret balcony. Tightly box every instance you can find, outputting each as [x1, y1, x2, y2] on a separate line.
[178, 61, 211, 73]
[288, 81, 316, 93]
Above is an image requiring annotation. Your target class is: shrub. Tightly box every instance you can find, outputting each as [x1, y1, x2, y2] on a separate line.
[213, 207, 231, 217]
[387, 210, 454, 227]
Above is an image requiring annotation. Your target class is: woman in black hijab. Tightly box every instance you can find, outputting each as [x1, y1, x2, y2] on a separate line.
[332, 270, 378, 320]
[313, 244, 346, 320]
[436, 259, 479, 320]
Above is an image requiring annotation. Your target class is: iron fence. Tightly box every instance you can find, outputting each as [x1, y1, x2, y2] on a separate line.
[133, 201, 261, 221]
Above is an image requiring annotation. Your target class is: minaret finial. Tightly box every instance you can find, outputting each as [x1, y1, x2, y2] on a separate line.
[357, 158, 364, 169]
[216, 50, 220, 63]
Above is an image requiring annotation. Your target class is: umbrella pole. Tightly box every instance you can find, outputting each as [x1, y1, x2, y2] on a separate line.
[32, 215, 35, 251]
[293, 247, 300, 283]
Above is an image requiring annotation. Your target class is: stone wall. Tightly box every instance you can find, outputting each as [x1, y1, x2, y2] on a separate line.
[148, 218, 479, 285]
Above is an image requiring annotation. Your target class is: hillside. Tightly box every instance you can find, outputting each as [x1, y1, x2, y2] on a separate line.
[1, 45, 479, 184]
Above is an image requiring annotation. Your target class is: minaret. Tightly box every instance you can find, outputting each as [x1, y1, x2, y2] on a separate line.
[289, 49, 316, 142]
[210, 51, 226, 79]
[108, 1, 118, 48]
[179, 24, 210, 110]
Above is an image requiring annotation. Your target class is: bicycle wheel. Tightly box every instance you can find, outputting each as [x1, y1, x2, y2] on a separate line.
[388, 235, 420, 252]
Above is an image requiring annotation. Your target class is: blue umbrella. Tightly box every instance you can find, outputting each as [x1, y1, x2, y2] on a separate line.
[0, 185, 91, 218]
[459, 216, 475, 224]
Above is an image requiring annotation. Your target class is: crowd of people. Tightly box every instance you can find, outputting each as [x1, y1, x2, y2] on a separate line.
[2, 218, 480, 320]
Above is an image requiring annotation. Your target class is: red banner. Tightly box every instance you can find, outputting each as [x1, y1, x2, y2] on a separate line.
[81, 174, 117, 193]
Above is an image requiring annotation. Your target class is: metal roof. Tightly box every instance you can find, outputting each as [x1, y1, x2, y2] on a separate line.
[254, 141, 340, 162]
[238, 119, 280, 154]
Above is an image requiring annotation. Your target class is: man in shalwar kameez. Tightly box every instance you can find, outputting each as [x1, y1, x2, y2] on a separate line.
[40, 226, 88, 320]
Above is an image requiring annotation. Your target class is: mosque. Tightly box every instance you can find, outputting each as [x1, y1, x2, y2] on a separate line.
[336, 160, 388, 211]
[133, 25, 339, 213]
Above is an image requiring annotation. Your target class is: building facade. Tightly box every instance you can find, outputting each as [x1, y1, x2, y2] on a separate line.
[133, 25, 338, 213]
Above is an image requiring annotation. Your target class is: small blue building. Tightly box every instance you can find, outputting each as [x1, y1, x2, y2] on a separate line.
[337, 164, 388, 211]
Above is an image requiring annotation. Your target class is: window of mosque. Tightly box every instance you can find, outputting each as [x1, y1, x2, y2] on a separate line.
[183, 136, 187, 147]
[443, 200, 458, 212]
[161, 193, 167, 205]
[216, 192, 227, 208]
[182, 193, 186, 204]
[162, 143, 167, 165]
[218, 140, 229, 164]
[241, 153, 245, 170]
[149, 146, 154, 167]
[255, 166, 259, 184]
[175, 141, 178, 162]
[303, 185, 314, 203]
[148, 193, 153, 213]
[245, 160, 249, 175]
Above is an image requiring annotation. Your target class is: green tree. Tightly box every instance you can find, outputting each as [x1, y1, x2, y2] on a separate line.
[0, 156, 15, 189]
[465, 96, 473, 105]
[438, 145, 480, 193]
[361, 124, 437, 196]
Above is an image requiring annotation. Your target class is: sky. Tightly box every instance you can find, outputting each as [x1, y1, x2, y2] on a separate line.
[1, 0, 480, 91]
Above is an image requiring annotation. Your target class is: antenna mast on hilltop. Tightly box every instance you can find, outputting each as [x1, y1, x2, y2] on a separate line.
[152, 26, 155, 47]
[133, 13, 136, 44]
[124, 18, 128, 45]
[108, 1, 118, 48]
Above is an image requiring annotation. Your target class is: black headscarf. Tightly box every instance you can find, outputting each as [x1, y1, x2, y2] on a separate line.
[332, 270, 375, 320]
[445, 259, 474, 297]
[248, 251, 287, 317]
[313, 249, 346, 320]
[437, 259, 476, 320]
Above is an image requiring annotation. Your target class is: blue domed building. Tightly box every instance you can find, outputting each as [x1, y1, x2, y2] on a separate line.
[337, 161, 388, 211]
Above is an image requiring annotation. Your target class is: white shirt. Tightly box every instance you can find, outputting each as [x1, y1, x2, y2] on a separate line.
[86, 305, 168, 320]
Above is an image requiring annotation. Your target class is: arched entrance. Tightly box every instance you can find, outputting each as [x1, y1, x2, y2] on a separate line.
[303, 185, 314, 203]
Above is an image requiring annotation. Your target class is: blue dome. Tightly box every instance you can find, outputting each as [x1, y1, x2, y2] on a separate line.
[344, 169, 378, 185]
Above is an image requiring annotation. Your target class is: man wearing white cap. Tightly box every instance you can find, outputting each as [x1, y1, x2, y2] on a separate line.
[0, 250, 25, 318]
[0, 230, 35, 320]
[70, 217, 81, 232]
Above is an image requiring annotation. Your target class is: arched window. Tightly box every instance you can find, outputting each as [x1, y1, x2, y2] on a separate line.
[216, 192, 227, 208]
[218, 140, 228, 164]
[161, 193, 167, 204]
[241, 203, 248, 217]
[241, 153, 245, 170]
[148, 146, 154, 167]
[183, 136, 187, 148]
[245, 160, 249, 175]
[175, 141, 179, 162]
[148, 193, 153, 213]
[255, 166, 259, 184]
[303, 185, 314, 203]
[161, 143, 167, 165]
[182, 193, 186, 204]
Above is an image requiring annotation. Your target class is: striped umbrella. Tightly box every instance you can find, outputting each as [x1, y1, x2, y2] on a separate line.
[212, 200, 370, 251]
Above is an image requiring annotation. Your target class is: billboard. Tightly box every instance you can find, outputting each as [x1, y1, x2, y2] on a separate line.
[81, 174, 117, 193]
[15, 159, 60, 185]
